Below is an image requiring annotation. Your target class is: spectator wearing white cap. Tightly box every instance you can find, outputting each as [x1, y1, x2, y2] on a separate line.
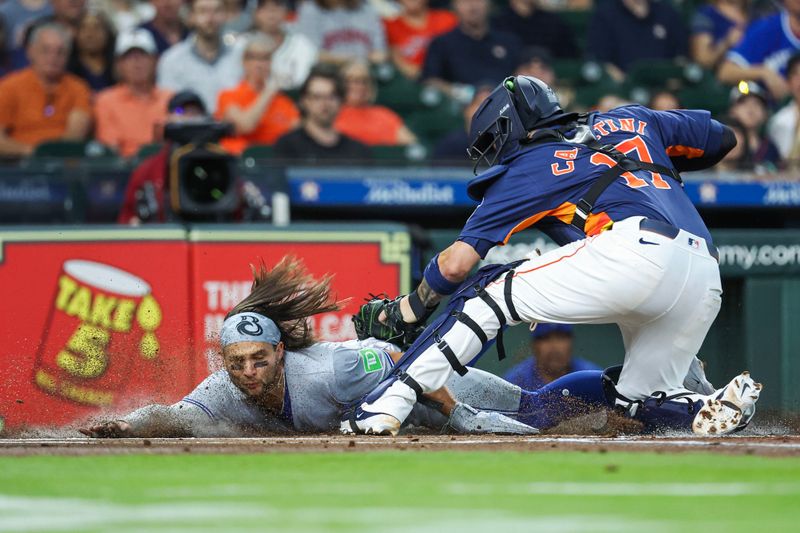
[94, 28, 172, 157]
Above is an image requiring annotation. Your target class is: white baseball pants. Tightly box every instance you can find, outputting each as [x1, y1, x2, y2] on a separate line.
[364, 216, 722, 423]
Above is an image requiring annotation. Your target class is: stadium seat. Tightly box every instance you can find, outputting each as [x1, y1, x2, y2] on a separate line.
[679, 79, 731, 118]
[241, 144, 276, 168]
[574, 81, 625, 109]
[371, 145, 407, 163]
[405, 101, 464, 146]
[627, 60, 686, 88]
[136, 143, 163, 160]
[32, 140, 117, 159]
[375, 73, 427, 114]
[553, 59, 585, 86]
[371, 144, 429, 164]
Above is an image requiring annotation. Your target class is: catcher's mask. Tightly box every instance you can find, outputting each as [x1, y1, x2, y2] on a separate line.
[467, 75, 563, 174]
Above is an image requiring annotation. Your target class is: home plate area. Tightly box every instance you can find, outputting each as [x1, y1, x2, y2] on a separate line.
[2, 433, 799, 457]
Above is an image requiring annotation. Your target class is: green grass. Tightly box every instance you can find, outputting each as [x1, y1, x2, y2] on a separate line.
[1, 451, 799, 532]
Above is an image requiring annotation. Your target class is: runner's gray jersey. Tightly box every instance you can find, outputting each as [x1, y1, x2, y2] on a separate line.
[127, 338, 522, 435]
[284, 338, 400, 430]
[182, 338, 399, 432]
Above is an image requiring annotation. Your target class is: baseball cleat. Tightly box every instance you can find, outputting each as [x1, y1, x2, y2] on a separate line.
[692, 372, 762, 436]
[340, 408, 401, 436]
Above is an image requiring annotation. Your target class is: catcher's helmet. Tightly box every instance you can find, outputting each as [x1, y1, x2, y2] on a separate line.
[467, 75, 562, 172]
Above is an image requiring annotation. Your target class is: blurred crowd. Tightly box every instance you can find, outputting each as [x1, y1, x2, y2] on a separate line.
[2, 0, 800, 173]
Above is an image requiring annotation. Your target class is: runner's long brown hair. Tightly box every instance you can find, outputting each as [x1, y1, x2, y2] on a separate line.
[227, 255, 346, 350]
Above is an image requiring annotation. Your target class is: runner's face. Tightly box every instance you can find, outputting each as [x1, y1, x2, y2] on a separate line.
[223, 341, 284, 398]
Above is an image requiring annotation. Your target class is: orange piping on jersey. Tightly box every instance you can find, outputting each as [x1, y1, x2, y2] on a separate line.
[666, 145, 704, 158]
[487, 239, 591, 289]
[501, 203, 614, 245]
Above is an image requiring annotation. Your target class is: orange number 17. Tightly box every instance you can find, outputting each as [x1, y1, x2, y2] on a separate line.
[589, 136, 671, 189]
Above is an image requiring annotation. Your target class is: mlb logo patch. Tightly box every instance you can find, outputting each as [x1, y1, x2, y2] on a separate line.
[688, 238, 701, 249]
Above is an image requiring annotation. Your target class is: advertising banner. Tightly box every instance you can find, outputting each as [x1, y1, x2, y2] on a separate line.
[287, 167, 474, 207]
[0, 228, 191, 431]
[187, 225, 411, 378]
[0, 224, 410, 431]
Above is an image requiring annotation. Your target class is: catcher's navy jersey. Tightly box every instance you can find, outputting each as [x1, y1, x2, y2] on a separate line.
[460, 105, 723, 256]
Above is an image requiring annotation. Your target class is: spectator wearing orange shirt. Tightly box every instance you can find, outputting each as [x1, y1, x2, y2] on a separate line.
[95, 29, 172, 158]
[334, 60, 416, 145]
[383, 0, 457, 79]
[215, 34, 299, 154]
[0, 22, 90, 157]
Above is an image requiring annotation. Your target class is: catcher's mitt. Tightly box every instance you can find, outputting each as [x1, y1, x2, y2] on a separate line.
[352, 295, 425, 349]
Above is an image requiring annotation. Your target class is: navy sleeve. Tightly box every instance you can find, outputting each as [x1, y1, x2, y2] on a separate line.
[456, 235, 496, 258]
[638, 106, 733, 171]
[458, 198, 520, 258]
[643, 108, 719, 156]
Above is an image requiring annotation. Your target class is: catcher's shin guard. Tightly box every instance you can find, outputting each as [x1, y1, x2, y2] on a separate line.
[362, 296, 505, 427]
[342, 262, 525, 434]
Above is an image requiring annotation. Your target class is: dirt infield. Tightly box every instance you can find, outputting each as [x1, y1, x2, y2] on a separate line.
[2, 434, 799, 457]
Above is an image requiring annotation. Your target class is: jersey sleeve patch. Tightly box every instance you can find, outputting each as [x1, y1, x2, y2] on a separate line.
[331, 346, 393, 404]
[358, 347, 385, 374]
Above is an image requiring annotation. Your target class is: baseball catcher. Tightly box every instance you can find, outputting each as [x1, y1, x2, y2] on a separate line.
[342, 75, 762, 437]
